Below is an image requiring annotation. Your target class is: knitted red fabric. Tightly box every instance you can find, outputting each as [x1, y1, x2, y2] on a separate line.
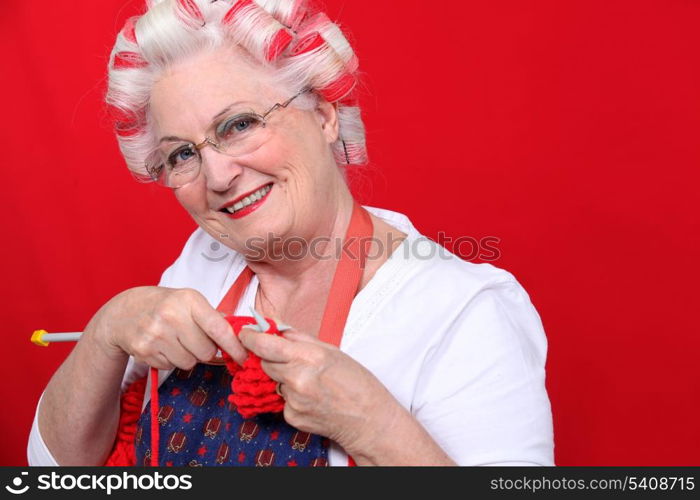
[220, 315, 286, 419]
[104, 376, 147, 466]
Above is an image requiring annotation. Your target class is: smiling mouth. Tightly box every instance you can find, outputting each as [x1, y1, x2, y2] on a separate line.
[220, 183, 273, 216]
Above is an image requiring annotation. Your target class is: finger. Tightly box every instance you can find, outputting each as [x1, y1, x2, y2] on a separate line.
[160, 341, 198, 370]
[239, 328, 293, 363]
[146, 352, 174, 371]
[282, 329, 325, 345]
[188, 292, 247, 364]
[259, 359, 287, 382]
[177, 326, 219, 363]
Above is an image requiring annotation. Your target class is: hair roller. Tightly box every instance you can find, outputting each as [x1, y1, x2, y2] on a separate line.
[121, 16, 140, 45]
[317, 72, 354, 103]
[113, 51, 149, 69]
[338, 93, 359, 108]
[296, 12, 357, 72]
[289, 31, 324, 56]
[223, 0, 294, 62]
[115, 123, 142, 137]
[174, 0, 205, 29]
[286, 15, 358, 103]
[255, 0, 307, 31]
[108, 105, 146, 137]
[222, 0, 253, 24]
[334, 103, 367, 165]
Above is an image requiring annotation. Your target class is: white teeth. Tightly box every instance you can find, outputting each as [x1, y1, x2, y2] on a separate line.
[224, 184, 271, 214]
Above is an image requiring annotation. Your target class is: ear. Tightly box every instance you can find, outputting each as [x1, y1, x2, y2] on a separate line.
[313, 98, 340, 144]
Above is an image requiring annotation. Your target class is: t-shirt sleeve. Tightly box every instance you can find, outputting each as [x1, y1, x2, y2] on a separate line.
[411, 278, 555, 466]
[27, 391, 58, 466]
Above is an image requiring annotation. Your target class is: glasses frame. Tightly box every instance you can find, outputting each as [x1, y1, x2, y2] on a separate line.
[145, 87, 312, 188]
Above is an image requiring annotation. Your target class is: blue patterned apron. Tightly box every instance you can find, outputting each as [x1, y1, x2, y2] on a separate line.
[134, 363, 329, 467]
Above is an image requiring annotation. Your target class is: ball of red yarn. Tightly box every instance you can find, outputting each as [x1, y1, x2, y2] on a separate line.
[221, 316, 286, 419]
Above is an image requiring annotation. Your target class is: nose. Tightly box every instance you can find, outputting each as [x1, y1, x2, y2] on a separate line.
[199, 145, 243, 192]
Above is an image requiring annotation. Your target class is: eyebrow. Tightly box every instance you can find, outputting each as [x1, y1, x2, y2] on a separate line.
[157, 100, 249, 144]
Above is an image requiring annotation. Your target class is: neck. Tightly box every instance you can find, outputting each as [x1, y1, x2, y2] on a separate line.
[245, 186, 356, 295]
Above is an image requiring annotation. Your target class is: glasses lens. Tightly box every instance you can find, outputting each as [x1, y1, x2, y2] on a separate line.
[215, 112, 271, 157]
[147, 143, 201, 188]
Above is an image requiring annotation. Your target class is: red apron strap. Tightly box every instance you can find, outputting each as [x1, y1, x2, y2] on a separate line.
[318, 200, 374, 346]
[216, 265, 255, 314]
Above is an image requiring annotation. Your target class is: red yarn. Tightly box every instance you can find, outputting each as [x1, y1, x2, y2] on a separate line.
[104, 376, 147, 466]
[220, 316, 286, 419]
[149, 367, 159, 466]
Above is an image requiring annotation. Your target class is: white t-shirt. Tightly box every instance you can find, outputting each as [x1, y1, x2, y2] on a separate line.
[28, 206, 555, 466]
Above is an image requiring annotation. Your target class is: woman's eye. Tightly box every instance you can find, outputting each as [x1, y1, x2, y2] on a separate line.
[218, 114, 261, 138]
[167, 146, 197, 169]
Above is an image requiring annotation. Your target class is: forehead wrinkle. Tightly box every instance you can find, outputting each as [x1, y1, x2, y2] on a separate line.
[150, 44, 286, 144]
[157, 99, 264, 144]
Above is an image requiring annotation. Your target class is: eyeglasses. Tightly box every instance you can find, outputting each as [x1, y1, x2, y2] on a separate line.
[143, 88, 310, 188]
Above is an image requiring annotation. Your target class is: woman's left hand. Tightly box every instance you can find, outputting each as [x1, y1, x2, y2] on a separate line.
[237, 327, 402, 460]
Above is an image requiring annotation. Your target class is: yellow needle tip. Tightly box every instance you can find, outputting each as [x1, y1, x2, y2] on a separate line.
[31, 330, 49, 347]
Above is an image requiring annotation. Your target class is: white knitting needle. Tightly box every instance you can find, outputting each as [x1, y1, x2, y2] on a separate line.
[31, 311, 292, 348]
[30, 330, 81, 346]
[211, 310, 292, 362]
[249, 307, 293, 332]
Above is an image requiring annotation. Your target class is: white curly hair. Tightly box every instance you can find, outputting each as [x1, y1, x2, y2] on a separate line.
[105, 0, 367, 181]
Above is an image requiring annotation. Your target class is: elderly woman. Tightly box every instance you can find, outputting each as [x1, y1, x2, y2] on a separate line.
[28, 0, 553, 467]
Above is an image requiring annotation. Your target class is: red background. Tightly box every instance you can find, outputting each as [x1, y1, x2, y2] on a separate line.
[1, 0, 698, 466]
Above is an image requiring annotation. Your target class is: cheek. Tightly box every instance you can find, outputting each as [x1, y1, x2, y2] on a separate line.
[273, 130, 329, 179]
[244, 139, 308, 185]
[174, 184, 209, 214]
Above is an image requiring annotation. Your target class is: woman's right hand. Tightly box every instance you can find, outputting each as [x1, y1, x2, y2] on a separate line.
[85, 286, 247, 369]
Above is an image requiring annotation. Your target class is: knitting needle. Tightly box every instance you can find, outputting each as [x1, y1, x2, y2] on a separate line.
[30, 330, 81, 347]
[249, 307, 293, 332]
[211, 310, 292, 362]
[30, 312, 293, 348]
